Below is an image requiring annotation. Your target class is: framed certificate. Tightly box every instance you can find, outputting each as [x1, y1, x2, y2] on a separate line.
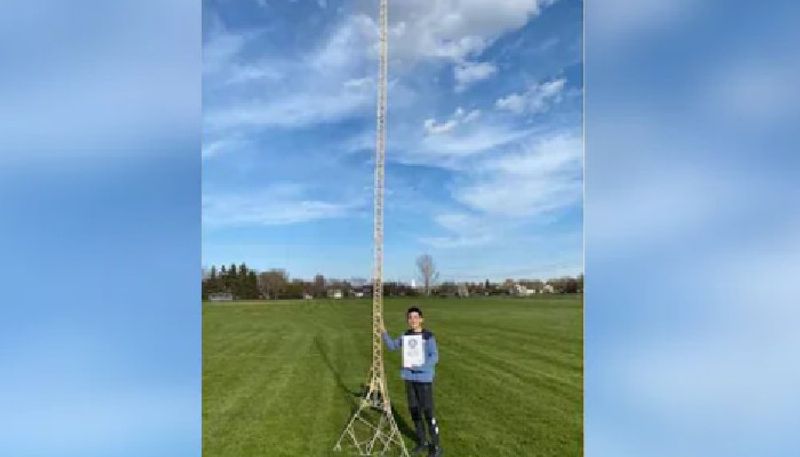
[402, 334, 425, 368]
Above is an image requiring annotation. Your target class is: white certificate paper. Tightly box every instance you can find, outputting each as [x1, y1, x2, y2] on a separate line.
[402, 334, 425, 368]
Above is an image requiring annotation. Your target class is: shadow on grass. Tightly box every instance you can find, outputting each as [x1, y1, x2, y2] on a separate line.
[314, 336, 417, 442]
[390, 404, 417, 442]
[314, 335, 363, 411]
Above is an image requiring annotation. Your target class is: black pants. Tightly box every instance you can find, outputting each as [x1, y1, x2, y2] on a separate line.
[405, 381, 440, 447]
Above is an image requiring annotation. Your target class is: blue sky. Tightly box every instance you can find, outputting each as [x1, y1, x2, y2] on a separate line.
[202, 0, 583, 282]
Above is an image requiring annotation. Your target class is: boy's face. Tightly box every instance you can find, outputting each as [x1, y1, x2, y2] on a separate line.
[407, 311, 423, 331]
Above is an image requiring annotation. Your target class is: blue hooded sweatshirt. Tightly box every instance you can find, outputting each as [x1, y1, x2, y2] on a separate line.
[382, 329, 438, 383]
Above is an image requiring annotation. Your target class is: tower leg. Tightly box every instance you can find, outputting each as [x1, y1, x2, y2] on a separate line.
[334, 397, 410, 456]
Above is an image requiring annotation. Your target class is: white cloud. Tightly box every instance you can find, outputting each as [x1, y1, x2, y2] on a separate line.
[206, 85, 373, 129]
[203, 185, 361, 228]
[419, 122, 527, 159]
[308, 14, 376, 72]
[203, 26, 251, 76]
[376, 107, 531, 171]
[496, 77, 566, 114]
[494, 93, 526, 113]
[423, 106, 481, 135]
[202, 136, 246, 159]
[343, 77, 373, 89]
[454, 61, 498, 92]
[424, 118, 459, 135]
[205, 15, 379, 132]
[224, 64, 283, 85]
[487, 132, 580, 175]
[420, 212, 494, 248]
[454, 132, 582, 216]
[462, 109, 481, 123]
[378, 0, 557, 62]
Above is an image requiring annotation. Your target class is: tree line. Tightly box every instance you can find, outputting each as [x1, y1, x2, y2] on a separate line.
[202, 262, 583, 300]
[202, 263, 260, 299]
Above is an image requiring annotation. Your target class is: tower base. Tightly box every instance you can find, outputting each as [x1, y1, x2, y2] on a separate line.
[333, 393, 410, 456]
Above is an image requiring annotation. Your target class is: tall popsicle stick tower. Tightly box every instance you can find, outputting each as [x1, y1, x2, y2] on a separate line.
[333, 0, 409, 455]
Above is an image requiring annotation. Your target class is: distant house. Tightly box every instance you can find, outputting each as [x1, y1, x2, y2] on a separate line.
[209, 292, 233, 301]
[543, 284, 555, 294]
[457, 283, 469, 298]
[327, 289, 343, 299]
[353, 291, 365, 298]
[303, 293, 313, 300]
[512, 284, 537, 296]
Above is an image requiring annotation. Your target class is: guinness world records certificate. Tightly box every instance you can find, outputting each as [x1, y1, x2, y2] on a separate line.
[402, 334, 425, 368]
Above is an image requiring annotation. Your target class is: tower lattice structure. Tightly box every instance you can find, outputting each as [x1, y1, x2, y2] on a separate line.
[333, 0, 409, 455]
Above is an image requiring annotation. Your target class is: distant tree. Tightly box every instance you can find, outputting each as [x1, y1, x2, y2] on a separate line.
[258, 269, 288, 299]
[564, 277, 579, 294]
[285, 279, 305, 299]
[436, 282, 458, 297]
[544, 276, 580, 294]
[202, 264, 230, 299]
[416, 254, 439, 296]
[243, 270, 259, 299]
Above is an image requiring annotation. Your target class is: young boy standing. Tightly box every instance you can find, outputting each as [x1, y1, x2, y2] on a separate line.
[381, 306, 443, 457]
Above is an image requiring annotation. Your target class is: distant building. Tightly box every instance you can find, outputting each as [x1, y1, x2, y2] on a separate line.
[327, 289, 343, 299]
[512, 284, 537, 296]
[354, 291, 365, 298]
[208, 292, 233, 301]
[457, 283, 469, 298]
[303, 293, 313, 300]
[543, 284, 555, 294]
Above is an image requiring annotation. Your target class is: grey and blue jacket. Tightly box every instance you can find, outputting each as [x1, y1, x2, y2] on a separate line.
[382, 329, 438, 383]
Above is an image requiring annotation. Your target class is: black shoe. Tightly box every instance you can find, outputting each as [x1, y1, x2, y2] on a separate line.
[428, 445, 443, 457]
[411, 443, 428, 455]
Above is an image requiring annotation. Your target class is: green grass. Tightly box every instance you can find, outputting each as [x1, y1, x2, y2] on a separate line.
[203, 296, 583, 457]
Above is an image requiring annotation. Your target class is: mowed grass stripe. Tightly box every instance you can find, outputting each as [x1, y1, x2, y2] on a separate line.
[445, 325, 582, 378]
[444, 336, 580, 409]
[204, 305, 315, 455]
[204, 331, 307, 453]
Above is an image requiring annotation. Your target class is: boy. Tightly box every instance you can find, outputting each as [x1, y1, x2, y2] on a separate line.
[381, 306, 443, 457]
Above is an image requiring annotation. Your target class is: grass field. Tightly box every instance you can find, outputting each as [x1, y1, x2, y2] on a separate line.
[203, 296, 582, 457]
